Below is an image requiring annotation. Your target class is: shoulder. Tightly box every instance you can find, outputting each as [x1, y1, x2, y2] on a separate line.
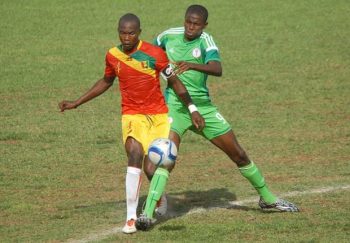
[199, 31, 218, 51]
[140, 41, 167, 59]
[159, 27, 184, 36]
[105, 47, 118, 61]
[106, 46, 120, 56]
[156, 27, 184, 44]
[141, 41, 165, 53]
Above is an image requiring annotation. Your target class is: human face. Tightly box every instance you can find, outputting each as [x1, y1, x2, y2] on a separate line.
[184, 12, 207, 41]
[118, 21, 141, 52]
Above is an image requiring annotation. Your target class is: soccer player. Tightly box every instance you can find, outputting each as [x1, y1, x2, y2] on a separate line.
[136, 4, 299, 230]
[58, 13, 205, 234]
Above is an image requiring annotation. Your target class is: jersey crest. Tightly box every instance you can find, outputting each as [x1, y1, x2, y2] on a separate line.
[192, 48, 201, 58]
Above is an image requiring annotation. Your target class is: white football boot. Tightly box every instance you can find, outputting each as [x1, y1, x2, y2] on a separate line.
[259, 197, 299, 212]
[122, 219, 137, 234]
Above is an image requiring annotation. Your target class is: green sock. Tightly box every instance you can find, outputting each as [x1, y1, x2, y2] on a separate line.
[144, 167, 169, 218]
[239, 161, 277, 204]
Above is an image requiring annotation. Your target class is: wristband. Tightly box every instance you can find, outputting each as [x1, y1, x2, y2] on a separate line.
[188, 104, 198, 113]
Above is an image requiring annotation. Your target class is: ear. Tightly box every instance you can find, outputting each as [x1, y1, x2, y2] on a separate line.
[204, 22, 208, 29]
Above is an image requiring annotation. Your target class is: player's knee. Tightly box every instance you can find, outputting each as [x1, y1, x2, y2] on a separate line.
[159, 161, 176, 172]
[143, 165, 155, 181]
[144, 161, 175, 181]
[231, 150, 250, 166]
[127, 151, 144, 168]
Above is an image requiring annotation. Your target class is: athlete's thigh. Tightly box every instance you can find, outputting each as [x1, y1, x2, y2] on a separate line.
[147, 113, 170, 150]
[197, 105, 231, 140]
[168, 105, 193, 138]
[144, 114, 171, 178]
[210, 130, 250, 165]
[121, 114, 150, 154]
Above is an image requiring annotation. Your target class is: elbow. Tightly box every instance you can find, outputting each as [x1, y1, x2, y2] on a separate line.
[214, 68, 222, 77]
[213, 65, 222, 77]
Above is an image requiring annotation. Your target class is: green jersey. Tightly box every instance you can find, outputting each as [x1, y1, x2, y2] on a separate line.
[153, 27, 221, 105]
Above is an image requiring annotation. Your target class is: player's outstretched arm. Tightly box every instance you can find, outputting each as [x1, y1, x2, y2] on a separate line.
[59, 76, 115, 112]
[175, 60, 222, 76]
[167, 74, 205, 131]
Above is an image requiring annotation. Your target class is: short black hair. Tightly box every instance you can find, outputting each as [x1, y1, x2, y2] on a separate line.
[118, 13, 140, 29]
[185, 4, 208, 22]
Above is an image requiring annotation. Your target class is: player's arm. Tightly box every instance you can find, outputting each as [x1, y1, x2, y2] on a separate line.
[175, 60, 222, 76]
[162, 65, 205, 131]
[59, 75, 115, 112]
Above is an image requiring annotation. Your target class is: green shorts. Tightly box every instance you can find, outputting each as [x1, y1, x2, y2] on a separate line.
[168, 103, 232, 140]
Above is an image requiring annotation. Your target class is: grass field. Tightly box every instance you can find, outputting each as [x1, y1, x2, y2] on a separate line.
[1, 0, 349, 242]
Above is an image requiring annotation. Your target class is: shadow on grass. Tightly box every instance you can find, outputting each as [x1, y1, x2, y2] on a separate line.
[135, 187, 260, 231]
[72, 187, 261, 231]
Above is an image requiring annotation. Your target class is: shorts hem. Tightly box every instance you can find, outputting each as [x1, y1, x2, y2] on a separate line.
[206, 127, 232, 140]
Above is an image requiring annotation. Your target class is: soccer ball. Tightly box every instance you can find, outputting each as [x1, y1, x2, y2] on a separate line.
[148, 138, 177, 167]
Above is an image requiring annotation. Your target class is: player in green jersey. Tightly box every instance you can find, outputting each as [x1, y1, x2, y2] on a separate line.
[136, 4, 299, 231]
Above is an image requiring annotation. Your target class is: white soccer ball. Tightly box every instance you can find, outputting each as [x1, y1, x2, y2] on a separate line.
[148, 138, 177, 167]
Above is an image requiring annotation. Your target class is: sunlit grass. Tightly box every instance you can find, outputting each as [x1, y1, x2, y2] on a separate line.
[1, 0, 349, 242]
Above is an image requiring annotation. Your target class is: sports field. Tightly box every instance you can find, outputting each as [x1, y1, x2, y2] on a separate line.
[1, 0, 349, 242]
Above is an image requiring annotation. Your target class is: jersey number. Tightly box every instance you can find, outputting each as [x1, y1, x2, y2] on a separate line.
[216, 112, 227, 124]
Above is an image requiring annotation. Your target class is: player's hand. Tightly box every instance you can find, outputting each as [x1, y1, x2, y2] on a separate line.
[58, 100, 78, 112]
[175, 61, 192, 75]
[190, 111, 205, 131]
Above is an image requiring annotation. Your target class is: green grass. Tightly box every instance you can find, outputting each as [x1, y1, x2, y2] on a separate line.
[1, 0, 349, 242]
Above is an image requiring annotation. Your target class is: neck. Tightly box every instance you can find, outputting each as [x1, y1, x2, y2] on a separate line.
[184, 34, 201, 42]
[123, 40, 140, 54]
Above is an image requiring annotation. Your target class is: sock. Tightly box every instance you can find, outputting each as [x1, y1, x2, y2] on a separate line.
[125, 166, 142, 221]
[239, 161, 277, 204]
[144, 167, 169, 218]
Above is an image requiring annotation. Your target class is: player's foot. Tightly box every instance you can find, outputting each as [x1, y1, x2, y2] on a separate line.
[155, 193, 167, 216]
[135, 214, 156, 231]
[122, 219, 137, 234]
[259, 197, 299, 212]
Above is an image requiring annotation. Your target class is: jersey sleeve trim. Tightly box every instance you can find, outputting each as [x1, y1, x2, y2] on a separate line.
[204, 49, 221, 64]
[206, 46, 219, 52]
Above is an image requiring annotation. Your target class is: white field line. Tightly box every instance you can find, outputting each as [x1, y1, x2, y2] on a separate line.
[67, 184, 350, 243]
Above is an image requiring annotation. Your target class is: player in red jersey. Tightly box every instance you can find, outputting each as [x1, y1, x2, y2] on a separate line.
[59, 13, 204, 234]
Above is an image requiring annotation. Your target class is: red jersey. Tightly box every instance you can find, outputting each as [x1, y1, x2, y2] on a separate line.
[104, 40, 169, 115]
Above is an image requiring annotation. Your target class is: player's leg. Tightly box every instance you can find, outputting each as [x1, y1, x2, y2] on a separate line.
[137, 114, 172, 227]
[143, 130, 179, 179]
[143, 130, 181, 218]
[143, 109, 185, 179]
[123, 137, 144, 233]
[211, 131, 299, 211]
[169, 130, 181, 150]
[210, 130, 250, 166]
[203, 110, 272, 197]
[143, 156, 157, 181]
[203, 107, 298, 211]
[121, 115, 148, 233]
[142, 130, 180, 219]
[210, 130, 278, 204]
[210, 130, 299, 211]
[137, 112, 189, 230]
